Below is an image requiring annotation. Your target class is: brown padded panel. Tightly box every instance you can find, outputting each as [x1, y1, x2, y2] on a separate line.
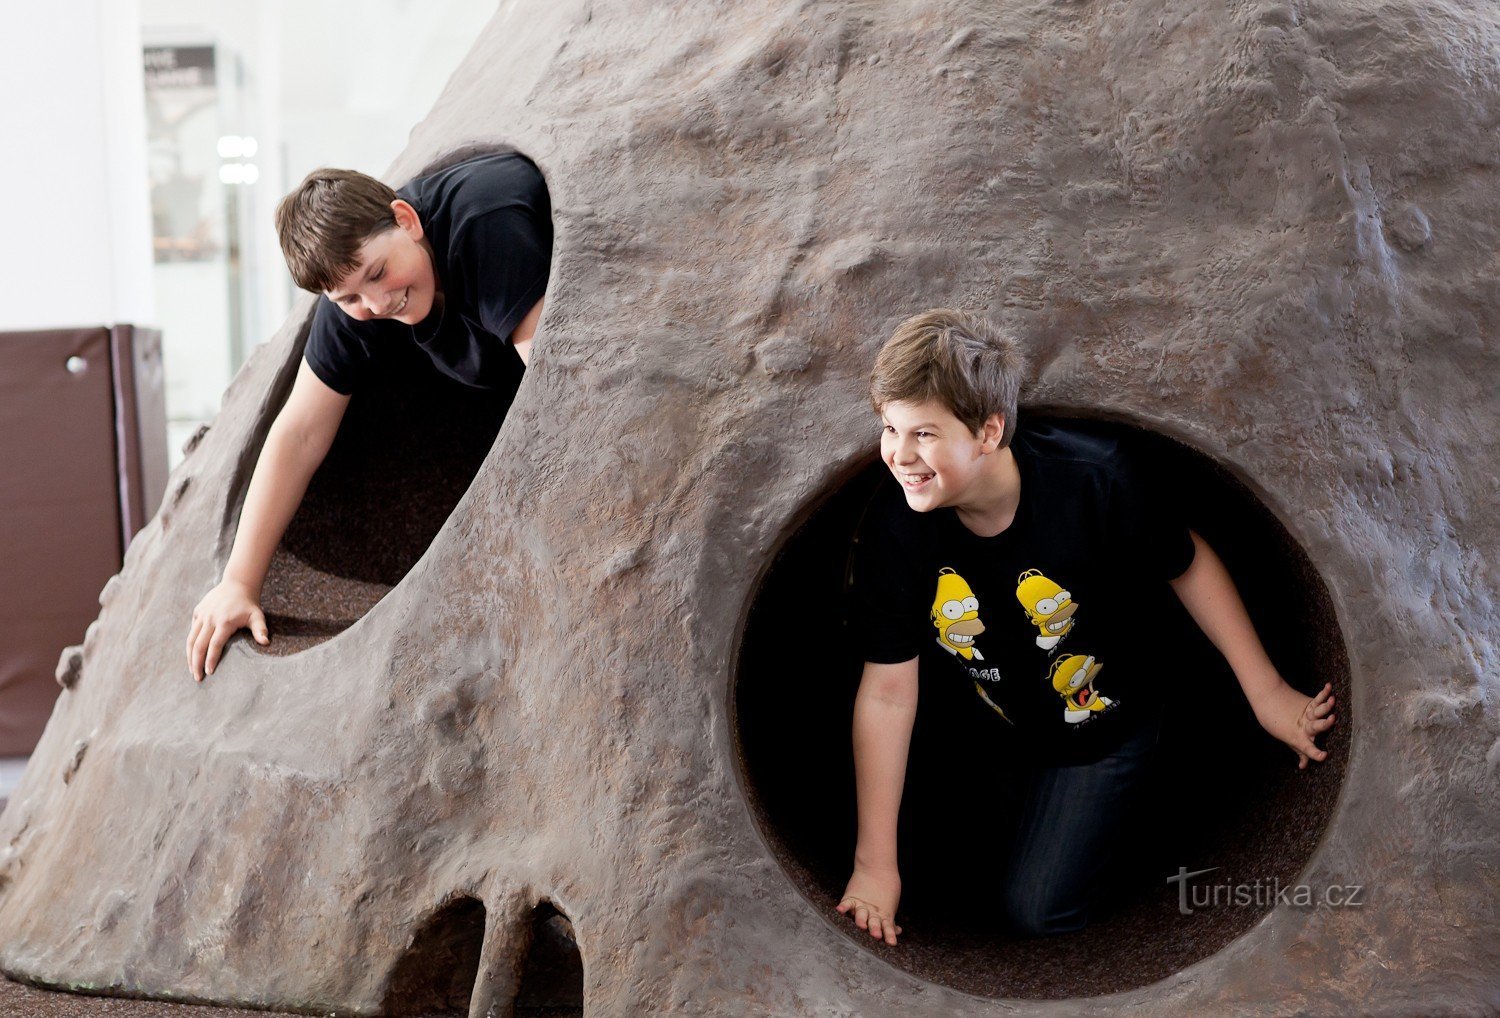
[112, 325, 169, 547]
[0, 326, 165, 756]
[0, 329, 121, 756]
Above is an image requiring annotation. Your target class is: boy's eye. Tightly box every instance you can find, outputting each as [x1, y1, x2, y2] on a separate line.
[371, 267, 384, 281]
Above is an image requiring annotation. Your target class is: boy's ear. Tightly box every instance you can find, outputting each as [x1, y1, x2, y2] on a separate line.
[981, 413, 1005, 452]
[390, 198, 424, 239]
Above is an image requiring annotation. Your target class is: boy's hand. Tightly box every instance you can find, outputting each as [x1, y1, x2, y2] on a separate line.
[187, 579, 269, 681]
[1254, 680, 1336, 769]
[837, 865, 903, 946]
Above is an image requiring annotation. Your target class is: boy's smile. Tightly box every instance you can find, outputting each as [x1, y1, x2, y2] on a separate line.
[326, 199, 439, 326]
[880, 399, 1020, 534]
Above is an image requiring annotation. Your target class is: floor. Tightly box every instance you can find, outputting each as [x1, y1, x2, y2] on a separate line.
[0, 978, 579, 1016]
[0, 979, 304, 1017]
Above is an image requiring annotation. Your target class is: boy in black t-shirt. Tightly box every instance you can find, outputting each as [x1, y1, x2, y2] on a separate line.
[835, 309, 1337, 944]
[186, 152, 552, 680]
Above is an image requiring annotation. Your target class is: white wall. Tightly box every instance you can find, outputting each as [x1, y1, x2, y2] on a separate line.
[142, 0, 499, 353]
[138, 0, 497, 465]
[0, 0, 154, 331]
[1, 0, 497, 454]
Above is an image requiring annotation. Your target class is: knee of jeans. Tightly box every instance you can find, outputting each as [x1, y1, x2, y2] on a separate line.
[1002, 881, 1088, 938]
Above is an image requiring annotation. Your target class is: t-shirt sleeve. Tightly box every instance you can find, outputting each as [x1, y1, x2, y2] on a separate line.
[460, 206, 552, 345]
[303, 297, 373, 395]
[1107, 439, 1196, 581]
[846, 494, 926, 664]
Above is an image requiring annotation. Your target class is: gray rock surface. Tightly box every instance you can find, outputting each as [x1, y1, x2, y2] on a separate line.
[2, 0, 1497, 1014]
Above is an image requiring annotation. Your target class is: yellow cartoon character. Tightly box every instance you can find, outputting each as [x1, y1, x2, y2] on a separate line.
[1016, 569, 1079, 650]
[931, 568, 985, 661]
[1049, 653, 1112, 724]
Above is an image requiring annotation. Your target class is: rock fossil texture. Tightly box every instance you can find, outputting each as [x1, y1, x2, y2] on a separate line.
[2, 0, 1497, 1014]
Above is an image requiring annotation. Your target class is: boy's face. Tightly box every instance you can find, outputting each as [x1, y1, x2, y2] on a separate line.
[325, 199, 438, 325]
[880, 399, 1003, 512]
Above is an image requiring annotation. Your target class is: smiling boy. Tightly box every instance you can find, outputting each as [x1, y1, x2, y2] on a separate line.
[187, 151, 551, 680]
[836, 309, 1336, 944]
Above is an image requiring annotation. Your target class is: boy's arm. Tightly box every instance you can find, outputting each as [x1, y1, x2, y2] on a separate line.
[837, 657, 919, 946]
[187, 360, 350, 681]
[1169, 531, 1336, 768]
[510, 297, 544, 366]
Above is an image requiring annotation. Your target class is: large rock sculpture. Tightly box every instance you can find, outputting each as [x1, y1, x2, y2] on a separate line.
[2, 0, 1496, 1013]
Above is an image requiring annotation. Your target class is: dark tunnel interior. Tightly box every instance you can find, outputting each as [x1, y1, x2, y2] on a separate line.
[379, 897, 583, 1017]
[257, 337, 520, 654]
[733, 413, 1350, 1000]
[382, 896, 488, 1016]
[515, 902, 585, 1016]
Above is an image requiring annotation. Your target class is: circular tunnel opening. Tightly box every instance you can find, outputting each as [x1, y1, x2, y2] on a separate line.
[257, 337, 520, 655]
[733, 414, 1350, 1000]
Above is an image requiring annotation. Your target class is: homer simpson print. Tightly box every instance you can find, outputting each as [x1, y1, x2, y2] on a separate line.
[1016, 568, 1120, 724]
[1015, 569, 1078, 650]
[931, 568, 985, 660]
[1049, 653, 1115, 724]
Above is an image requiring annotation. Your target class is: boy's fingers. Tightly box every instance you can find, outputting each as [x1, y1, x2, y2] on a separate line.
[251, 609, 269, 645]
[187, 615, 206, 654]
[840, 896, 898, 942]
[205, 624, 234, 676]
[191, 627, 212, 681]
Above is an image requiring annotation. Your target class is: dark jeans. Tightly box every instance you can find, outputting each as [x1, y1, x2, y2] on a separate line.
[999, 714, 1162, 937]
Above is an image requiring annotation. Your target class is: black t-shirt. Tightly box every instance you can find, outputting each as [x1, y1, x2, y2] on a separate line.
[303, 151, 552, 393]
[849, 420, 1196, 765]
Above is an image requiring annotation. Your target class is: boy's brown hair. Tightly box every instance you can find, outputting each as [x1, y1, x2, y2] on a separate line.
[275, 168, 401, 293]
[870, 309, 1026, 447]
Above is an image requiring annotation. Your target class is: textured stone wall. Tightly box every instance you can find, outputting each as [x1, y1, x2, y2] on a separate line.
[1, 0, 1496, 1014]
